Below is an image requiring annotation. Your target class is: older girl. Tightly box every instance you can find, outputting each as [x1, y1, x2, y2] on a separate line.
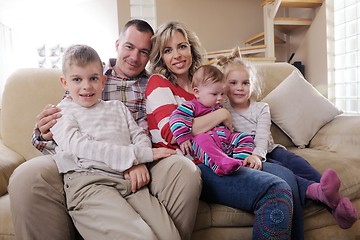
[219, 51, 357, 230]
[145, 21, 298, 239]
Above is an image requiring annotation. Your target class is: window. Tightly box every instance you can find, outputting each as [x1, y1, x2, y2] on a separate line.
[0, 22, 13, 105]
[0, 0, 119, 107]
[332, 0, 360, 114]
[130, 0, 157, 29]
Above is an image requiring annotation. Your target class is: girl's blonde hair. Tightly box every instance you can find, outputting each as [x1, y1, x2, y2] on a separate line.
[212, 47, 263, 101]
[150, 21, 204, 84]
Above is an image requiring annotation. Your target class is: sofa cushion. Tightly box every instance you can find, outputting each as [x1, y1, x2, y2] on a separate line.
[262, 70, 343, 148]
[1, 68, 63, 160]
[0, 195, 15, 239]
[194, 201, 254, 231]
[0, 140, 25, 196]
[288, 146, 360, 201]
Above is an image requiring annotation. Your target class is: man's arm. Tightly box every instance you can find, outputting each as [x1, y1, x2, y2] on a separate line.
[32, 126, 57, 154]
[32, 104, 62, 154]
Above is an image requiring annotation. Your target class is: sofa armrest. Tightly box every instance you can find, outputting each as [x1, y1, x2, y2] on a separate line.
[0, 140, 25, 197]
[309, 115, 360, 157]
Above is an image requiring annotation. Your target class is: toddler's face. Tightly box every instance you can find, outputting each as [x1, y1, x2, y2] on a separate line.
[61, 61, 106, 108]
[226, 69, 251, 108]
[195, 81, 225, 108]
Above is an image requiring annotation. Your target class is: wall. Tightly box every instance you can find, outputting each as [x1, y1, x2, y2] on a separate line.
[294, 2, 328, 96]
[117, 0, 131, 34]
[155, 0, 263, 53]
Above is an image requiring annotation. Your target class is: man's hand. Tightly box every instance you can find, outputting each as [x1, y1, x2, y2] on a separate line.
[124, 164, 150, 193]
[152, 147, 176, 160]
[36, 104, 62, 140]
[243, 155, 262, 170]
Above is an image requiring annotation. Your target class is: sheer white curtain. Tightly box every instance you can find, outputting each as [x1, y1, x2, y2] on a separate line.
[331, 0, 360, 114]
[0, 22, 13, 106]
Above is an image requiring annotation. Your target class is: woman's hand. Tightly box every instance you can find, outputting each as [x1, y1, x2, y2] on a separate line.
[243, 155, 262, 170]
[192, 108, 233, 135]
[221, 109, 233, 132]
[36, 104, 62, 140]
[179, 139, 193, 156]
[152, 147, 176, 160]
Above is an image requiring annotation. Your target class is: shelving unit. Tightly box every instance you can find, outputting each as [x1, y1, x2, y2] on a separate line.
[203, 0, 324, 62]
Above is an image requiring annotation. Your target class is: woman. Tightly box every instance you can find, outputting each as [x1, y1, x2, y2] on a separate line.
[145, 21, 302, 240]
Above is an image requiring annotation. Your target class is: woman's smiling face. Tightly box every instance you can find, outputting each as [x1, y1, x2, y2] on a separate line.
[161, 31, 193, 78]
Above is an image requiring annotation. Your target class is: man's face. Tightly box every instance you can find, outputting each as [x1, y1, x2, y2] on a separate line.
[114, 26, 152, 78]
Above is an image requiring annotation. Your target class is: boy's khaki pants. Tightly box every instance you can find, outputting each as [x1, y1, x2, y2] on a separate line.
[63, 171, 179, 240]
[9, 154, 202, 240]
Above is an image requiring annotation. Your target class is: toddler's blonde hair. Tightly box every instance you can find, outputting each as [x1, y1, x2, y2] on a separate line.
[191, 65, 224, 89]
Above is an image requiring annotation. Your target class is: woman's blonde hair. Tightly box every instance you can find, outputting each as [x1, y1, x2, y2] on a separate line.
[212, 47, 263, 101]
[150, 21, 204, 84]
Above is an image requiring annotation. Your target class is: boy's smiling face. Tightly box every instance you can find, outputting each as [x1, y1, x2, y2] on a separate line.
[60, 61, 107, 108]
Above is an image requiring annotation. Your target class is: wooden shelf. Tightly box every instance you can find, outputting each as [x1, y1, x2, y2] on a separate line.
[261, 0, 323, 8]
[243, 57, 276, 62]
[245, 32, 286, 46]
[205, 45, 267, 60]
[205, 56, 276, 64]
[274, 17, 312, 33]
[259, 0, 323, 59]
[280, 0, 323, 8]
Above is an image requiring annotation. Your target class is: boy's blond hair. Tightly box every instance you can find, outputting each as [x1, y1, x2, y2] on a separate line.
[62, 44, 103, 75]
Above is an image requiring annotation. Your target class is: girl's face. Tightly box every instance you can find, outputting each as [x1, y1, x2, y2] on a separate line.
[161, 31, 193, 79]
[226, 67, 251, 109]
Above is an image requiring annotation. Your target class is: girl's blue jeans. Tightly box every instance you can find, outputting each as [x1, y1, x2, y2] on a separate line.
[267, 147, 322, 205]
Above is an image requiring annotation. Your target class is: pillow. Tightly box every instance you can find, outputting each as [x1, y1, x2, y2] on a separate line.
[262, 70, 343, 148]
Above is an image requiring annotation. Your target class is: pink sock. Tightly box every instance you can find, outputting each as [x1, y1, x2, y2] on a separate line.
[215, 159, 242, 176]
[332, 197, 358, 229]
[306, 168, 341, 209]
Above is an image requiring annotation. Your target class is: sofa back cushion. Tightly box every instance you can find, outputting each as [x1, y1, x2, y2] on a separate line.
[253, 62, 297, 147]
[1, 68, 63, 160]
[0, 62, 303, 160]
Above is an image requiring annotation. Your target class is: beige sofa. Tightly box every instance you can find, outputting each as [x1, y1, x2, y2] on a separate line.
[0, 62, 359, 240]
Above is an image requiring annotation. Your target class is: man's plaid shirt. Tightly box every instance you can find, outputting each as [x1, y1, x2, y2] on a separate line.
[32, 59, 150, 154]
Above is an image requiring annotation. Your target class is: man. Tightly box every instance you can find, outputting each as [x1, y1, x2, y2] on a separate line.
[8, 19, 201, 240]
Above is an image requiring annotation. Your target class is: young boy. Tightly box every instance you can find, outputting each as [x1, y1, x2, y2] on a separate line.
[169, 65, 255, 176]
[50, 44, 180, 240]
